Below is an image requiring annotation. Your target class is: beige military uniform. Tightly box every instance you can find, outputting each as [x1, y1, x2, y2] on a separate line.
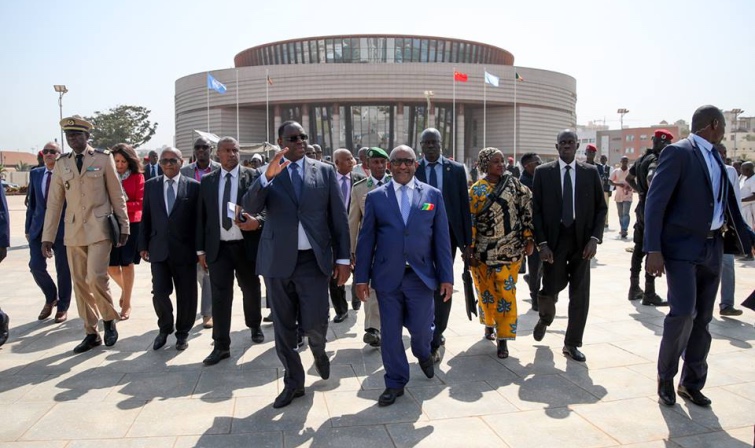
[349, 175, 391, 332]
[43, 146, 129, 334]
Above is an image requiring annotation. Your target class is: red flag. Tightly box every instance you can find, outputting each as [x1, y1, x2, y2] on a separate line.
[453, 71, 468, 82]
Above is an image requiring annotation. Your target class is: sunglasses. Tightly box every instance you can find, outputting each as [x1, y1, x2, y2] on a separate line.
[194, 144, 211, 150]
[42, 149, 59, 155]
[286, 134, 308, 143]
[390, 158, 415, 167]
[159, 158, 180, 165]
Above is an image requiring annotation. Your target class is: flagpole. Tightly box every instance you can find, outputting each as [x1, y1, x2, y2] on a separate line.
[235, 69, 240, 141]
[206, 72, 210, 133]
[266, 69, 270, 143]
[513, 68, 518, 163]
[452, 67, 456, 159]
[483, 67, 487, 149]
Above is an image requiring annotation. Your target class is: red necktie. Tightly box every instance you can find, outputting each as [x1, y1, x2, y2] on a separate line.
[44, 171, 52, 203]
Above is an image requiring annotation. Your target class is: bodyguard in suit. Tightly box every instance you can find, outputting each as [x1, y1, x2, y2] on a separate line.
[0, 185, 9, 346]
[415, 128, 472, 361]
[646, 106, 755, 407]
[532, 130, 607, 362]
[180, 137, 221, 329]
[143, 150, 162, 181]
[139, 147, 200, 351]
[197, 137, 266, 366]
[330, 148, 365, 321]
[355, 145, 454, 406]
[519, 152, 542, 311]
[43, 116, 129, 353]
[25, 142, 71, 323]
[243, 121, 351, 409]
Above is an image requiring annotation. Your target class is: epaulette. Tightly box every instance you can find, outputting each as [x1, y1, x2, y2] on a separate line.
[95, 148, 111, 155]
[353, 177, 368, 187]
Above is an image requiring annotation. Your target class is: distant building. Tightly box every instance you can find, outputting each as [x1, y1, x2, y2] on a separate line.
[723, 110, 755, 161]
[576, 122, 609, 160]
[596, 122, 686, 165]
[0, 151, 38, 172]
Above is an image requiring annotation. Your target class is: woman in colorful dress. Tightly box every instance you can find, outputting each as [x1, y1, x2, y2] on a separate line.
[466, 147, 534, 358]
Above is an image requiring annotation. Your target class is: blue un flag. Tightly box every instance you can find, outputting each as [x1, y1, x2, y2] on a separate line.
[207, 74, 227, 94]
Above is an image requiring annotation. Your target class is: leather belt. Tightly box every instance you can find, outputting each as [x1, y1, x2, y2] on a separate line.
[220, 239, 243, 245]
[706, 228, 722, 239]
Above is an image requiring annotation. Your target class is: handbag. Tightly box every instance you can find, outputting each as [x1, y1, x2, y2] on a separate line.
[462, 261, 477, 320]
[106, 213, 120, 246]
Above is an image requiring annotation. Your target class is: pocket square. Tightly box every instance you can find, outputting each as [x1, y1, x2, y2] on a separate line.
[421, 203, 435, 211]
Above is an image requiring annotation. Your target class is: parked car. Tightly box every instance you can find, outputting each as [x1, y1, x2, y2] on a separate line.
[2, 180, 20, 193]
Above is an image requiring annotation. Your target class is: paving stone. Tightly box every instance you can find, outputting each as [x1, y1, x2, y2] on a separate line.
[388, 417, 508, 447]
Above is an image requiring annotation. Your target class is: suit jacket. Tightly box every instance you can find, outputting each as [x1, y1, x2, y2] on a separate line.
[139, 175, 200, 264]
[644, 136, 754, 260]
[197, 166, 265, 264]
[25, 167, 64, 241]
[416, 156, 472, 250]
[42, 146, 129, 245]
[179, 160, 221, 180]
[349, 175, 391, 253]
[532, 160, 607, 250]
[0, 186, 8, 248]
[354, 179, 454, 292]
[144, 163, 163, 181]
[243, 157, 350, 278]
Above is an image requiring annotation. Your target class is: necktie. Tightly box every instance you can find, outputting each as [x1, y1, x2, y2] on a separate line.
[222, 173, 232, 230]
[166, 179, 176, 213]
[377, 180, 383, 186]
[562, 165, 574, 227]
[428, 162, 438, 188]
[340, 176, 349, 208]
[75, 154, 83, 173]
[400, 185, 410, 224]
[152, 165, 157, 177]
[290, 163, 303, 199]
[44, 171, 52, 202]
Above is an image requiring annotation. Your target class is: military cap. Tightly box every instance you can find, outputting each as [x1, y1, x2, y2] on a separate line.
[60, 115, 93, 133]
[653, 129, 674, 141]
[585, 143, 598, 152]
[367, 147, 389, 159]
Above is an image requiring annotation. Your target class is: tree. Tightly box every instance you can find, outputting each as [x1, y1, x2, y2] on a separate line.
[16, 161, 30, 171]
[85, 105, 158, 149]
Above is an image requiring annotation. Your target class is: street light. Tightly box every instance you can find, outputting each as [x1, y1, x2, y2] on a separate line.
[424, 90, 434, 127]
[731, 108, 744, 155]
[617, 108, 629, 130]
[53, 85, 68, 152]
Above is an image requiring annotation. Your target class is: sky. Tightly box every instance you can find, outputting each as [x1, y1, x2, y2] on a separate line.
[1, 0, 754, 153]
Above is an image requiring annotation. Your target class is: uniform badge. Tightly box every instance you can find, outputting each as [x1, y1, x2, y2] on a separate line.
[64, 181, 70, 190]
[67, 119, 75, 126]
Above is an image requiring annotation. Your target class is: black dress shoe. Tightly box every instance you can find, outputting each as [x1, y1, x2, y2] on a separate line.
[153, 333, 168, 350]
[103, 320, 118, 347]
[430, 348, 441, 364]
[378, 387, 404, 406]
[533, 320, 547, 341]
[251, 327, 265, 344]
[642, 293, 669, 307]
[313, 352, 330, 380]
[73, 334, 102, 353]
[175, 337, 188, 351]
[273, 387, 305, 408]
[352, 299, 362, 311]
[203, 348, 231, 366]
[658, 378, 676, 406]
[363, 329, 381, 347]
[677, 385, 711, 407]
[263, 312, 273, 323]
[333, 312, 348, 323]
[296, 334, 305, 349]
[419, 356, 435, 378]
[0, 310, 9, 347]
[562, 345, 586, 362]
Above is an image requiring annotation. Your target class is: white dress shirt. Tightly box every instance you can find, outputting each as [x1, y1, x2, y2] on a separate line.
[218, 165, 243, 241]
[691, 134, 725, 230]
[558, 158, 577, 222]
[163, 172, 180, 213]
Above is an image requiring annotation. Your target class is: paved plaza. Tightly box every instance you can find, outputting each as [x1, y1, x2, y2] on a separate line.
[0, 193, 754, 448]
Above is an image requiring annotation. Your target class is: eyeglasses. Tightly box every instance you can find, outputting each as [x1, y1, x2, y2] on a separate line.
[286, 134, 308, 142]
[159, 158, 180, 165]
[420, 140, 439, 146]
[390, 158, 415, 167]
[42, 149, 59, 155]
[194, 144, 211, 150]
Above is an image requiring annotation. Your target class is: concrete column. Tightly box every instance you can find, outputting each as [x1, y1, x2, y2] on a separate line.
[332, 103, 341, 150]
[273, 105, 281, 142]
[456, 104, 465, 164]
[301, 104, 309, 132]
[396, 102, 404, 146]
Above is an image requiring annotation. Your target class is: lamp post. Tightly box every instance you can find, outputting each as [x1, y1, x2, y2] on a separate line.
[731, 108, 744, 156]
[423, 90, 434, 128]
[53, 85, 68, 152]
[617, 108, 629, 130]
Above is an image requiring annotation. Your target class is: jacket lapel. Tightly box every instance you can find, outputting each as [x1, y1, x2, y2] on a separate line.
[168, 177, 187, 218]
[207, 171, 220, 221]
[80, 148, 96, 177]
[553, 162, 563, 202]
[385, 181, 404, 225]
[406, 179, 424, 227]
[689, 136, 715, 199]
[278, 162, 298, 204]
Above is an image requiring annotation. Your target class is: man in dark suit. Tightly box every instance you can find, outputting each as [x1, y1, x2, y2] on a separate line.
[645, 105, 755, 407]
[330, 148, 365, 320]
[415, 128, 472, 361]
[519, 152, 542, 311]
[355, 145, 454, 406]
[144, 150, 162, 181]
[0, 184, 9, 346]
[25, 142, 71, 323]
[243, 121, 351, 409]
[197, 137, 266, 366]
[532, 130, 607, 362]
[139, 147, 201, 351]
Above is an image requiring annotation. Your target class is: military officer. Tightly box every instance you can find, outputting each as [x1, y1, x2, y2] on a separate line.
[42, 116, 130, 353]
[349, 147, 391, 347]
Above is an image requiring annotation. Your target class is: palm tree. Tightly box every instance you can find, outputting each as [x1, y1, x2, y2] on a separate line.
[16, 161, 30, 172]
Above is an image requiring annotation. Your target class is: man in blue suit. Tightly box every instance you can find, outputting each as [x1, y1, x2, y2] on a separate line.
[244, 121, 351, 409]
[25, 142, 71, 323]
[646, 105, 755, 407]
[0, 184, 9, 346]
[355, 145, 454, 407]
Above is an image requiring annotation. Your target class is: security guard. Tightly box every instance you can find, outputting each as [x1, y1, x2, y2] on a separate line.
[42, 116, 130, 353]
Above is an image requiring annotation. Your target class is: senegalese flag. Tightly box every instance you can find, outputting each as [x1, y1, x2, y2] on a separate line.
[515, 72, 524, 82]
[421, 203, 435, 211]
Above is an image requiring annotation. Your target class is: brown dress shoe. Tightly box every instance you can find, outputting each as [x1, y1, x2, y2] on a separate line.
[38, 301, 57, 320]
[54, 311, 68, 323]
[202, 316, 214, 329]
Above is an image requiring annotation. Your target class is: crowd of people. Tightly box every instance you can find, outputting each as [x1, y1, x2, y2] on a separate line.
[0, 105, 754, 410]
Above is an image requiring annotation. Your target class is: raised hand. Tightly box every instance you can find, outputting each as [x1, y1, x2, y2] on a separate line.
[264, 148, 291, 182]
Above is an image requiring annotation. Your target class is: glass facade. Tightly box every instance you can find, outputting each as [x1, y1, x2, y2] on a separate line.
[237, 36, 512, 67]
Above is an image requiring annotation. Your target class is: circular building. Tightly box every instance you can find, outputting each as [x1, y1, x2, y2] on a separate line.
[175, 35, 576, 164]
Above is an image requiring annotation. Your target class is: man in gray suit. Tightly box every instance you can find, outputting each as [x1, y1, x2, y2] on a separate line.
[180, 137, 221, 329]
[244, 121, 351, 409]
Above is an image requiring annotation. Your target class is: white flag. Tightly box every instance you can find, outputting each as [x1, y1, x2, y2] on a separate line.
[484, 71, 499, 87]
